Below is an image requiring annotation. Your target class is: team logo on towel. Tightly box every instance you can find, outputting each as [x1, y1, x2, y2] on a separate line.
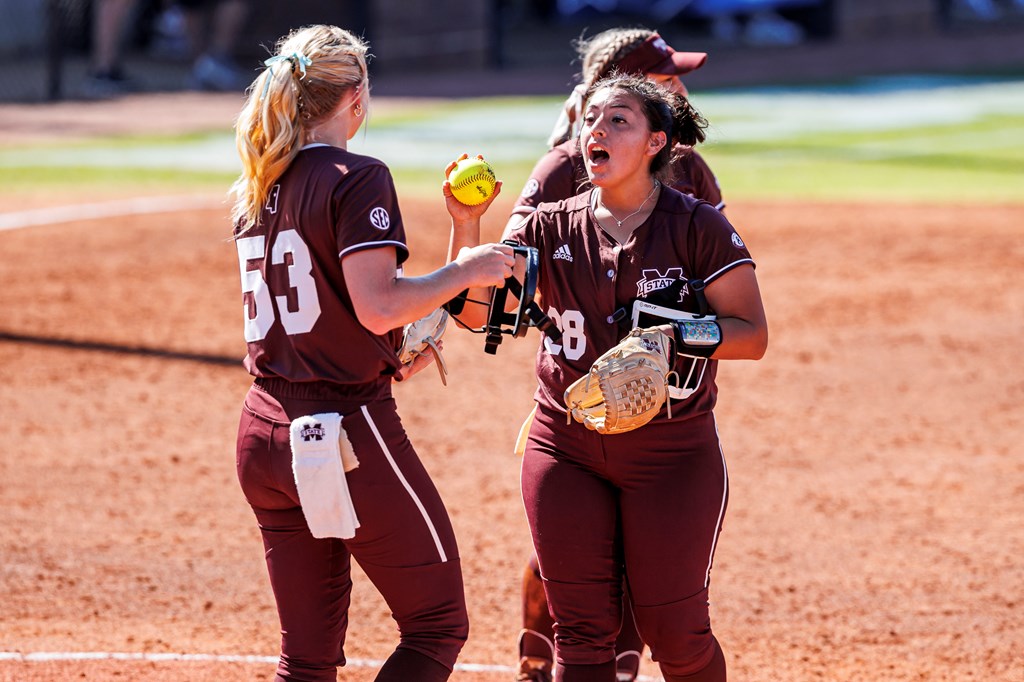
[300, 423, 326, 441]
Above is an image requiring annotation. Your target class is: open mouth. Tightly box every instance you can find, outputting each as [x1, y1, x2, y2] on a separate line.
[587, 144, 610, 165]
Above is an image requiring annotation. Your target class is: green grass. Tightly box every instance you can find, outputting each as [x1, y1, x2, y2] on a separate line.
[2, 84, 1022, 205]
[389, 159, 542, 198]
[698, 113, 1024, 203]
[0, 165, 235, 193]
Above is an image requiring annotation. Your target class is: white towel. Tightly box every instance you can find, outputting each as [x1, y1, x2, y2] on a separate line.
[290, 412, 360, 539]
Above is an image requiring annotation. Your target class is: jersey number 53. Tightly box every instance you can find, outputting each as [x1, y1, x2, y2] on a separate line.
[236, 230, 322, 341]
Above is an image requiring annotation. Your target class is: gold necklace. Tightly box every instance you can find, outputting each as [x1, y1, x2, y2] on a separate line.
[597, 181, 660, 229]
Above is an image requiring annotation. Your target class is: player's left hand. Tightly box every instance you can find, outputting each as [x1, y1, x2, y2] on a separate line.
[395, 339, 443, 382]
[443, 153, 502, 222]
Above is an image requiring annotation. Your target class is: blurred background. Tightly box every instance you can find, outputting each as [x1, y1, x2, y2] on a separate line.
[1, 0, 1024, 102]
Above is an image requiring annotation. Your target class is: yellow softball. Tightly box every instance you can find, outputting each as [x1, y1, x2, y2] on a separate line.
[447, 157, 497, 206]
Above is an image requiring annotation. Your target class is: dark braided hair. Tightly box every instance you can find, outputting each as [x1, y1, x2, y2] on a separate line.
[547, 28, 658, 147]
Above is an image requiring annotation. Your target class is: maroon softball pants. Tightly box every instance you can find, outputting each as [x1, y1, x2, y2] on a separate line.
[236, 383, 468, 682]
[521, 406, 729, 682]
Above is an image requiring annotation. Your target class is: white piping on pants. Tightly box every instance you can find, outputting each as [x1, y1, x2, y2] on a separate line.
[361, 404, 448, 562]
[706, 414, 729, 588]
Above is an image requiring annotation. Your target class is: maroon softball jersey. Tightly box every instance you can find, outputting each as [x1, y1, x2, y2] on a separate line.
[236, 144, 409, 390]
[508, 187, 751, 678]
[506, 186, 753, 421]
[510, 139, 724, 222]
[233, 145, 468, 681]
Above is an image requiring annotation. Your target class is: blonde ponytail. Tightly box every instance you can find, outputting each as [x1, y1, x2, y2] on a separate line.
[230, 25, 369, 235]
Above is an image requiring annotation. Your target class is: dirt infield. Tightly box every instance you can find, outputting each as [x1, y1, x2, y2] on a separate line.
[1, 184, 1021, 681]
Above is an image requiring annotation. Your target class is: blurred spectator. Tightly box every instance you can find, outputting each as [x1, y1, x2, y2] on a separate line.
[181, 0, 251, 91]
[83, 0, 139, 98]
[652, 0, 823, 45]
[151, 0, 250, 91]
[149, 0, 190, 59]
[940, 0, 1024, 21]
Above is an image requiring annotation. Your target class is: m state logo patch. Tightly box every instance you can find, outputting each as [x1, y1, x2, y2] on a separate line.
[300, 423, 326, 441]
[636, 266, 686, 298]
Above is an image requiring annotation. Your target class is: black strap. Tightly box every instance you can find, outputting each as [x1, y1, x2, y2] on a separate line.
[444, 289, 469, 316]
[484, 280, 510, 354]
[482, 243, 561, 354]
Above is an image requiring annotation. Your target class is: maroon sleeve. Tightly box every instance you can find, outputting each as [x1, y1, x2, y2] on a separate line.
[670, 148, 724, 211]
[505, 203, 542, 252]
[332, 163, 409, 265]
[685, 150, 725, 211]
[689, 203, 753, 285]
[511, 143, 583, 216]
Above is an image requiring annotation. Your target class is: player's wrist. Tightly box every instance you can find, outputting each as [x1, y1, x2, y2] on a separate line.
[450, 218, 481, 229]
[670, 319, 721, 358]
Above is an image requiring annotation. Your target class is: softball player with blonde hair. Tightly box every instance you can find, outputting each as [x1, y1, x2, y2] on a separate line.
[230, 24, 514, 681]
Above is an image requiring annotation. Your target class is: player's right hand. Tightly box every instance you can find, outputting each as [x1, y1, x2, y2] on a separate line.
[454, 243, 515, 289]
[444, 154, 502, 222]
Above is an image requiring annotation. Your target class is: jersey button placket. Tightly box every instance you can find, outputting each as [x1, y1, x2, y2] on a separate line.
[604, 246, 619, 324]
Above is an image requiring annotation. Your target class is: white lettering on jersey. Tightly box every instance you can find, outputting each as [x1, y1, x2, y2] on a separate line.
[267, 184, 281, 214]
[637, 267, 684, 298]
[544, 308, 586, 361]
[731, 232, 745, 248]
[273, 229, 321, 335]
[235, 230, 322, 341]
[369, 207, 390, 231]
[553, 244, 573, 262]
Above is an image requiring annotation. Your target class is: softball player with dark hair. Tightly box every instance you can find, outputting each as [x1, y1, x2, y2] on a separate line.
[509, 27, 724, 241]
[506, 27, 728, 682]
[229, 25, 514, 682]
[503, 74, 768, 682]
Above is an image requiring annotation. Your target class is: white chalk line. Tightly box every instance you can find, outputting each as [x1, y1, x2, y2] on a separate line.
[0, 651, 509, 673]
[0, 191, 667, 681]
[0, 195, 227, 232]
[0, 651, 661, 679]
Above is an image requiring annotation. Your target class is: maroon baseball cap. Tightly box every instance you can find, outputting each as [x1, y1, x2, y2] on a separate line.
[615, 34, 708, 76]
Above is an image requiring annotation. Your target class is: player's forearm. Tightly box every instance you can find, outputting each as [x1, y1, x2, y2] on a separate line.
[659, 316, 767, 361]
[446, 219, 490, 329]
[711, 317, 768, 360]
[359, 263, 477, 335]
[447, 217, 482, 263]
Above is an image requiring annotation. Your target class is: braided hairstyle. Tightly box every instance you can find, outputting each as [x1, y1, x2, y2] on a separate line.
[577, 27, 655, 90]
[547, 27, 657, 147]
[231, 25, 369, 235]
[585, 73, 708, 185]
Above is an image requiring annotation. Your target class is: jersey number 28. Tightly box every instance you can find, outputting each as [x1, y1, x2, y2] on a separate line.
[236, 230, 322, 341]
[543, 307, 586, 360]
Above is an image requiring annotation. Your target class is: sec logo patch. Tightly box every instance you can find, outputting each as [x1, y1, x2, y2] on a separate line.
[521, 178, 540, 198]
[731, 232, 745, 249]
[369, 207, 390, 230]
